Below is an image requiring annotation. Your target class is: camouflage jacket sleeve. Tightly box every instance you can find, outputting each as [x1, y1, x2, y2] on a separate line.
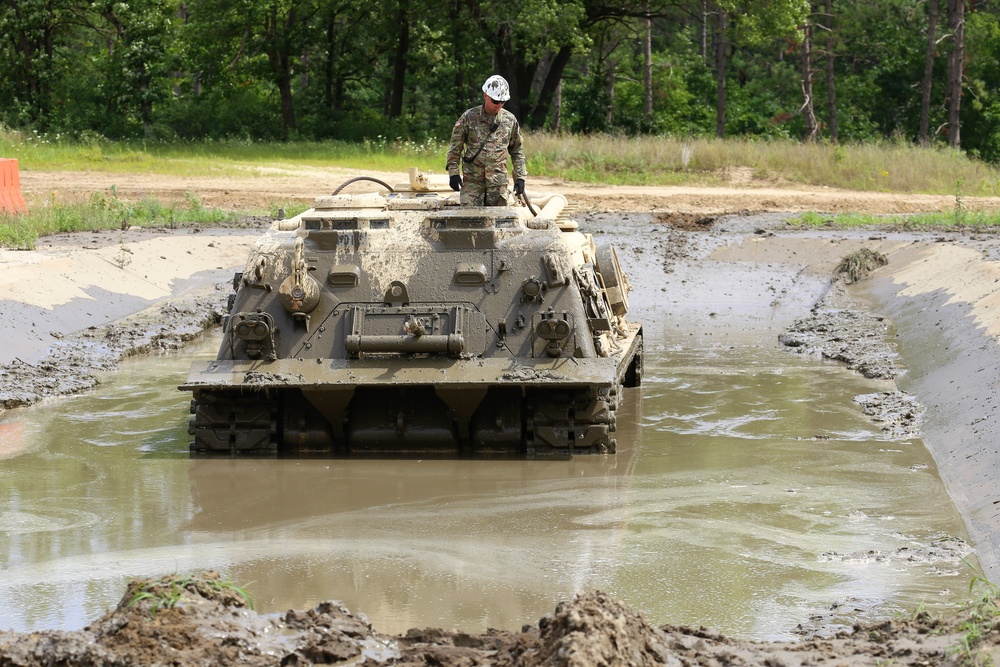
[507, 112, 527, 182]
[446, 108, 474, 176]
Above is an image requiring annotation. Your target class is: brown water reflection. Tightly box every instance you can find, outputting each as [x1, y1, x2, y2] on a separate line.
[0, 331, 974, 641]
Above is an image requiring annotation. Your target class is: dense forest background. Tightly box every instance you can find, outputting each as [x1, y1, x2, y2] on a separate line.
[3, 0, 1000, 160]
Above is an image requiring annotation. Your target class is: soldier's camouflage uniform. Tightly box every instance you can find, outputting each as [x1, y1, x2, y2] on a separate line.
[446, 106, 527, 206]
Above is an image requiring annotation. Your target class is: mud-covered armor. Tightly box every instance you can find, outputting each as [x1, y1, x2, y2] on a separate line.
[181, 169, 643, 457]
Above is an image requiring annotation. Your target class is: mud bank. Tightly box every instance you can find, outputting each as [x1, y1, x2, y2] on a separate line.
[696, 224, 1000, 584]
[0, 227, 258, 409]
[761, 230, 1000, 583]
[1, 572, 996, 667]
[862, 239, 1000, 583]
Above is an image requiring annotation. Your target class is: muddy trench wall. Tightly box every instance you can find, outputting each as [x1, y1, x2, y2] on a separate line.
[862, 240, 1000, 583]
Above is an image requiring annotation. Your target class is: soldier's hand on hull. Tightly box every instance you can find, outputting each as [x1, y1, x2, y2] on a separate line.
[450, 174, 463, 191]
[513, 179, 525, 196]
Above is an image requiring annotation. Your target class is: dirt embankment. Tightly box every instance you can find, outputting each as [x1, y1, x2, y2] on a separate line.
[4, 169, 1000, 665]
[1, 571, 996, 667]
[0, 227, 260, 410]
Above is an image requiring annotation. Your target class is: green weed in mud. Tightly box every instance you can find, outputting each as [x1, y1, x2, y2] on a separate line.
[947, 563, 1000, 666]
[125, 573, 254, 618]
[836, 248, 889, 284]
[114, 233, 132, 269]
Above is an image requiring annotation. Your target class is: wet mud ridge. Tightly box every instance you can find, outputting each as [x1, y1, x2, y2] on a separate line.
[779, 281, 924, 439]
[0, 290, 228, 410]
[0, 572, 996, 667]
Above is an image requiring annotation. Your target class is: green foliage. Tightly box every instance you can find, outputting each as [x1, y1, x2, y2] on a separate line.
[947, 563, 1000, 665]
[791, 209, 1000, 231]
[720, 0, 809, 45]
[959, 11, 1000, 162]
[0, 0, 991, 160]
[0, 189, 247, 250]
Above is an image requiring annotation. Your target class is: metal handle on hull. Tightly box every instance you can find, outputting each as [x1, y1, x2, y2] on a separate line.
[345, 334, 465, 355]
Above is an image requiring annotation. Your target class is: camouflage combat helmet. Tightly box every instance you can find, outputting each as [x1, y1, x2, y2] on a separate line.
[482, 75, 510, 102]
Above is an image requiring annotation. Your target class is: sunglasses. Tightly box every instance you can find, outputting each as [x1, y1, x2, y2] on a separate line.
[489, 97, 505, 105]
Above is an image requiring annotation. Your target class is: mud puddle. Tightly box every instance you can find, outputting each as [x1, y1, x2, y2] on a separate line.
[0, 325, 974, 641]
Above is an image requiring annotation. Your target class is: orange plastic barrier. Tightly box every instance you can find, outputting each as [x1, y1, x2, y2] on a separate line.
[0, 158, 27, 214]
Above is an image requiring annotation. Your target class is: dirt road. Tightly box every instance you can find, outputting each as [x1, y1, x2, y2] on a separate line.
[20, 165, 1000, 214]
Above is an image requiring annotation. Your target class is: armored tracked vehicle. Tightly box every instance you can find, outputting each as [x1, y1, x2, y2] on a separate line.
[181, 169, 642, 456]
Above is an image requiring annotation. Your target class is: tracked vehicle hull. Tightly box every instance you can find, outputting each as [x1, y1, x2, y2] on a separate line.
[182, 170, 642, 457]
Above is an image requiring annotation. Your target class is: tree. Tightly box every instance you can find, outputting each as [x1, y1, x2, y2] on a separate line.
[712, 2, 727, 136]
[0, 0, 69, 128]
[313, 0, 379, 114]
[919, 0, 939, 145]
[822, 0, 837, 142]
[180, 0, 321, 139]
[709, 0, 809, 137]
[946, 0, 964, 147]
[386, 0, 409, 118]
[459, 0, 588, 126]
[89, 0, 176, 138]
[800, 8, 818, 140]
[643, 1, 653, 125]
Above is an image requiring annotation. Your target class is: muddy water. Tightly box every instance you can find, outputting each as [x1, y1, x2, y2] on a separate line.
[0, 328, 973, 640]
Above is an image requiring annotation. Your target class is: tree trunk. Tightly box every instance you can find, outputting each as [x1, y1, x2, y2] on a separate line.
[824, 0, 837, 142]
[643, 1, 653, 126]
[387, 0, 409, 118]
[801, 18, 818, 141]
[324, 17, 334, 110]
[551, 78, 562, 132]
[266, 8, 297, 140]
[604, 61, 616, 126]
[946, 0, 962, 148]
[527, 46, 573, 128]
[452, 0, 465, 113]
[701, 0, 708, 64]
[493, 24, 523, 120]
[141, 68, 153, 140]
[919, 0, 938, 146]
[714, 6, 727, 138]
[275, 56, 295, 139]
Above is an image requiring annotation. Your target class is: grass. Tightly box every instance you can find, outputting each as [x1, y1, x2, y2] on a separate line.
[1, 127, 445, 176]
[0, 188, 257, 250]
[6, 126, 1000, 245]
[527, 133, 1000, 196]
[7, 126, 1000, 194]
[125, 572, 254, 618]
[790, 209, 1000, 230]
[950, 564, 1000, 666]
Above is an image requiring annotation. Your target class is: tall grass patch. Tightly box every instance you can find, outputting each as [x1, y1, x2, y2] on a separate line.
[791, 209, 1000, 230]
[527, 134, 1000, 194]
[6, 126, 1000, 196]
[0, 191, 248, 250]
[1, 128, 444, 176]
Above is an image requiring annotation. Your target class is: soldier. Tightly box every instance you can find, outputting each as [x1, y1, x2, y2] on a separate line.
[446, 75, 527, 206]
